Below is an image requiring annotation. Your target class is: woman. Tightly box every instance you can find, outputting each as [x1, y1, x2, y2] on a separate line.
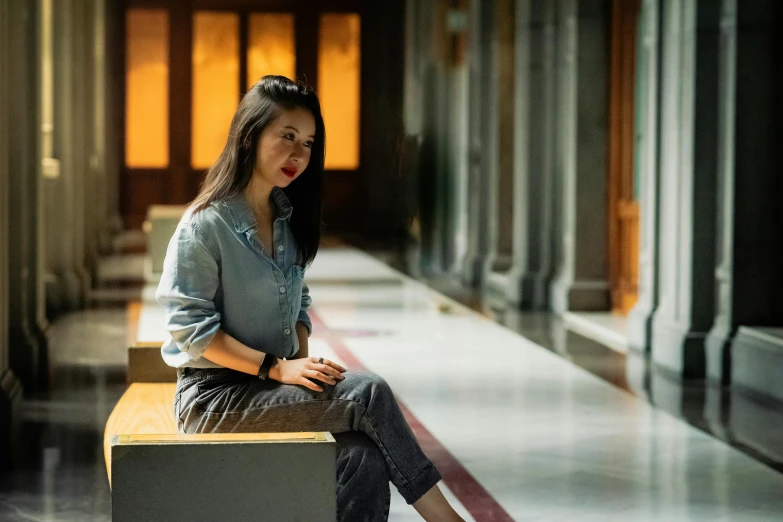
[156, 76, 464, 521]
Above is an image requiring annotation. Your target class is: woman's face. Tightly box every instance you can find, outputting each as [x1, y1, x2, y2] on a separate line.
[254, 107, 316, 188]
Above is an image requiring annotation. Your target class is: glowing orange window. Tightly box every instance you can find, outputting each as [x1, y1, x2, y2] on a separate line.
[318, 14, 361, 170]
[248, 14, 296, 88]
[125, 9, 169, 168]
[191, 12, 240, 169]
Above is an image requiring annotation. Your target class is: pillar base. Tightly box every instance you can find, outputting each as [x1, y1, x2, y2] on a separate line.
[8, 324, 43, 393]
[61, 269, 84, 311]
[33, 318, 50, 393]
[504, 265, 545, 310]
[651, 317, 707, 379]
[0, 369, 23, 470]
[550, 277, 611, 316]
[705, 322, 733, 385]
[628, 299, 655, 353]
[461, 253, 486, 288]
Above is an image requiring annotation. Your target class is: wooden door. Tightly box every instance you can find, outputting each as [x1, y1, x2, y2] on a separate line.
[608, 0, 641, 314]
[120, 1, 363, 230]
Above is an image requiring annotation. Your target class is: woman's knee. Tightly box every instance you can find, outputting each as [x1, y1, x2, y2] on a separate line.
[348, 370, 393, 404]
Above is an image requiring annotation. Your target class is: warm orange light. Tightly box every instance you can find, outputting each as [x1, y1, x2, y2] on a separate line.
[125, 9, 169, 168]
[192, 12, 239, 169]
[318, 14, 361, 170]
[248, 14, 296, 89]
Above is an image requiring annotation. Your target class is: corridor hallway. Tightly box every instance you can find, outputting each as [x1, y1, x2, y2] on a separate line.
[1, 247, 782, 521]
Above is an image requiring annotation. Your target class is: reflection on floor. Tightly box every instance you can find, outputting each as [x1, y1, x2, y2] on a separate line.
[1, 246, 782, 521]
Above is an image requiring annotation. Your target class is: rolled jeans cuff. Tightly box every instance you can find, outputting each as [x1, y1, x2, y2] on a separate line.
[398, 461, 443, 505]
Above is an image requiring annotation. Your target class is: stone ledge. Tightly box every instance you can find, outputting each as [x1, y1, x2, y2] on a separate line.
[563, 312, 629, 354]
[730, 386, 783, 465]
[733, 327, 783, 404]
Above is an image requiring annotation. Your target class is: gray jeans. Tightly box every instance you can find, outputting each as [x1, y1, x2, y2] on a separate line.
[175, 367, 442, 521]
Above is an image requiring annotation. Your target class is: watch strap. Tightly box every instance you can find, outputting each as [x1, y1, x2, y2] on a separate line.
[257, 354, 277, 380]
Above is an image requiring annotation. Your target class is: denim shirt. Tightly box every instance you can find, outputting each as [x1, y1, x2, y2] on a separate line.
[155, 187, 312, 369]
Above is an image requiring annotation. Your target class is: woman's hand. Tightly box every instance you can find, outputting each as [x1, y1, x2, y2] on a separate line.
[268, 357, 347, 392]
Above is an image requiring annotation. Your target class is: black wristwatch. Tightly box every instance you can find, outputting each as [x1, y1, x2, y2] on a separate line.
[257, 354, 277, 380]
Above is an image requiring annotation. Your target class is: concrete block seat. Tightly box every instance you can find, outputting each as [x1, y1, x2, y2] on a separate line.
[115, 303, 336, 520]
[104, 382, 337, 522]
[143, 204, 188, 283]
[125, 299, 176, 383]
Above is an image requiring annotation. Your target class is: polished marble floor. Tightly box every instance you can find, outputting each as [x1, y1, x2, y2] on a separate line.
[1, 246, 782, 521]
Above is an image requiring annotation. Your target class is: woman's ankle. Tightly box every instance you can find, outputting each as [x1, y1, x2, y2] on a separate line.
[411, 484, 465, 521]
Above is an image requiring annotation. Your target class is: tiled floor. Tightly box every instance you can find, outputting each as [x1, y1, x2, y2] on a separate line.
[1, 246, 782, 521]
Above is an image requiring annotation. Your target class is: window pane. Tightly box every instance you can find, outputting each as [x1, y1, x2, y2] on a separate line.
[318, 14, 361, 170]
[248, 14, 296, 89]
[192, 12, 239, 169]
[125, 9, 169, 168]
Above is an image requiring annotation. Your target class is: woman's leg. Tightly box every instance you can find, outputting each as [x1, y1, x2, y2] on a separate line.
[333, 431, 391, 522]
[178, 369, 442, 506]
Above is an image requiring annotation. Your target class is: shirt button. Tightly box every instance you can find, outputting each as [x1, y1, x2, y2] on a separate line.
[279, 287, 286, 293]
[284, 328, 291, 335]
[278, 245, 284, 252]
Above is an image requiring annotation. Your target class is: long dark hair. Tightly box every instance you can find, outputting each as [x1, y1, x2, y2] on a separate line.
[191, 75, 324, 267]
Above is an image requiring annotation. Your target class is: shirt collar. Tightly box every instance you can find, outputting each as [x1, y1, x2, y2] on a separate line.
[225, 187, 294, 233]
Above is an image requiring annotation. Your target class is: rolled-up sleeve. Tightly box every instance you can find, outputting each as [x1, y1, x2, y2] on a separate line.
[155, 222, 221, 362]
[297, 279, 313, 336]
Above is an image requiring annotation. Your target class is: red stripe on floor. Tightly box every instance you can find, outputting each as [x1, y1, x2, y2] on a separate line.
[310, 310, 514, 522]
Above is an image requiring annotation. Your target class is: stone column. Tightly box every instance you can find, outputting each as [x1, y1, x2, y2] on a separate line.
[0, 0, 24, 470]
[91, 0, 109, 255]
[441, 0, 475, 281]
[461, 0, 497, 286]
[48, 0, 90, 311]
[487, 0, 535, 306]
[407, 1, 472, 278]
[419, 1, 452, 274]
[82, 0, 100, 271]
[503, 0, 557, 309]
[35, 0, 52, 361]
[628, 0, 662, 352]
[486, 0, 517, 280]
[651, 0, 719, 379]
[8, 0, 48, 393]
[550, 0, 612, 315]
[444, 15, 470, 279]
[71, 0, 93, 291]
[40, 0, 59, 314]
[104, 0, 123, 240]
[525, 0, 558, 309]
[438, 4, 471, 276]
[706, 0, 783, 384]
[400, 0, 424, 277]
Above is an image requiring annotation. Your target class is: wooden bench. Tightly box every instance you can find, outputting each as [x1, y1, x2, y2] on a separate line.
[109, 300, 337, 521]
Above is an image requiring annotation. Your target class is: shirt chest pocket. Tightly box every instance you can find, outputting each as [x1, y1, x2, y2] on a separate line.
[288, 264, 305, 315]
